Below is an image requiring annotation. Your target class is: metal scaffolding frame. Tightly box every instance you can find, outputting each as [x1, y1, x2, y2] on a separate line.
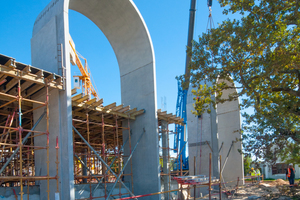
[0, 56, 62, 200]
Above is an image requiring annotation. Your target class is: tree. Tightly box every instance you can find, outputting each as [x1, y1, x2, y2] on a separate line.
[243, 155, 252, 176]
[184, 0, 300, 163]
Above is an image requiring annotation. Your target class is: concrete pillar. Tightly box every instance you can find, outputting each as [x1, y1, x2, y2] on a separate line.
[187, 79, 244, 191]
[32, 0, 160, 199]
[161, 120, 169, 200]
[32, 1, 74, 199]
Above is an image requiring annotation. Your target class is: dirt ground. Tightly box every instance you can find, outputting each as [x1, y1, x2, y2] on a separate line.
[221, 179, 300, 200]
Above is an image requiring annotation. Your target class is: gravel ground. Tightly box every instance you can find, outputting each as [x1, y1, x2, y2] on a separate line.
[226, 179, 300, 200]
[198, 179, 300, 200]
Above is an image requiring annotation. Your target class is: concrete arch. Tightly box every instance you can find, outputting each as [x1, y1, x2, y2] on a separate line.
[31, 0, 159, 199]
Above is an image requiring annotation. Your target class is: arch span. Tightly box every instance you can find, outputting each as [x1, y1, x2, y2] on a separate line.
[31, 0, 160, 199]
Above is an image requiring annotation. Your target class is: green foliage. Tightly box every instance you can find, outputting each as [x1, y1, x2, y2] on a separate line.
[183, 0, 300, 163]
[244, 155, 252, 175]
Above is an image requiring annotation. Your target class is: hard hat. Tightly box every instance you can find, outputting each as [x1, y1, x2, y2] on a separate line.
[251, 168, 254, 170]
[289, 163, 293, 166]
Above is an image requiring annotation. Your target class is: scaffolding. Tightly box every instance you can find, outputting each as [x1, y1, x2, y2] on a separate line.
[0, 53, 146, 199]
[0, 54, 62, 199]
[71, 89, 145, 199]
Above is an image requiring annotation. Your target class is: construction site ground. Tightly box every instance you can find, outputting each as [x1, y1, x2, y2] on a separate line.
[212, 179, 300, 200]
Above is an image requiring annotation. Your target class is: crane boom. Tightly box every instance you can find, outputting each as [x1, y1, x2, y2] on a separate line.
[69, 39, 99, 100]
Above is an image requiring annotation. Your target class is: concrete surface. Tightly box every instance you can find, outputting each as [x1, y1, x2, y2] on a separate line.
[0, 186, 39, 200]
[31, 0, 160, 199]
[187, 79, 244, 197]
[161, 120, 170, 200]
[74, 183, 131, 199]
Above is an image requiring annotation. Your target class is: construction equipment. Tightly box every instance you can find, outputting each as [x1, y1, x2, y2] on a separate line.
[173, 0, 198, 171]
[173, 0, 214, 171]
[69, 37, 99, 100]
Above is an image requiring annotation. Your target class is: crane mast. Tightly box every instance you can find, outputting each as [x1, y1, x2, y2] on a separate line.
[174, 0, 197, 171]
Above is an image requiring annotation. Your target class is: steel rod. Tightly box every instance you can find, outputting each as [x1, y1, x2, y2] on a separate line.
[92, 137, 129, 195]
[105, 130, 145, 200]
[0, 112, 46, 174]
[72, 126, 135, 198]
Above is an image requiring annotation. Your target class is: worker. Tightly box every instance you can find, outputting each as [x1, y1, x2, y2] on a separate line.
[256, 167, 261, 183]
[286, 163, 295, 187]
[250, 167, 256, 184]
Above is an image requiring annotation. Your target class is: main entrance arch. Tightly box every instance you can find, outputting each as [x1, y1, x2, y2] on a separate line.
[31, 0, 160, 199]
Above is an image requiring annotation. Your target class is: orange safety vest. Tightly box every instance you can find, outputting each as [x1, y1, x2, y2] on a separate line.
[287, 168, 294, 178]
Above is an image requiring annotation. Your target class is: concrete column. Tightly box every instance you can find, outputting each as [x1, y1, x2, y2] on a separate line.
[161, 120, 169, 200]
[32, 1, 74, 199]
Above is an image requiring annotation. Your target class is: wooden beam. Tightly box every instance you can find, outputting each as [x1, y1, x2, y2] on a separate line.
[36, 70, 44, 78]
[131, 109, 145, 117]
[117, 106, 130, 113]
[0, 64, 63, 90]
[73, 111, 115, 124]
[22, 65, 31, 73]
[23, 84, 44, 98]
[71, 88, 77, 95]
[0, 75, 7, 83]
[4, 59, 16, 68]
[5, 78, 19, 92]
[55, 77, 63, 85]
[91, 99, 103, 107]
[125, 108, 137, 115]
[103, 102, 116, 110]
[46, 73, 56, 82]
[85, 98, 97, 105]
[20, 81, 34, 92]
[72, 93, 82, 101]
[111, 104, 123, 112]
[75, 95, 89, 103]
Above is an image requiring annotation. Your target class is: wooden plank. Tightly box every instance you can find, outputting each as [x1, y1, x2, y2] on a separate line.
[124, 108, 137, 115]
[0, 65, 63, 90]
[22, 65, 31, 73]
[91, 99, 103, 107]
[131, 109, 145, 117]
[20, 81, 34, 92]
[5, 78, 19, 92]
[117, 106, 130, 113]
[85, 98, 97, 105]
[71, 88, 77, 95]
[4, 59, 16, 68]
[55, 77, 63, 85]
[111, 104, 123, 112]
[76, 95, 89, 103]
[23, 84, 44, 98]
[36, 70, 44, 78]
[73, 111, 115, 124]
[72, 93, 82, 101]
[103, 102, 116, 110]
[0, 75, 7, 83]
[46, 73, 56, 82]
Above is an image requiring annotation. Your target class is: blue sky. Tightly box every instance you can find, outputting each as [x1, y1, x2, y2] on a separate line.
[0, 0, 239, 114]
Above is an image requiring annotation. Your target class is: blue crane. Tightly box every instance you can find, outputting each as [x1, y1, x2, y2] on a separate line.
[173, 0, 213, 171]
